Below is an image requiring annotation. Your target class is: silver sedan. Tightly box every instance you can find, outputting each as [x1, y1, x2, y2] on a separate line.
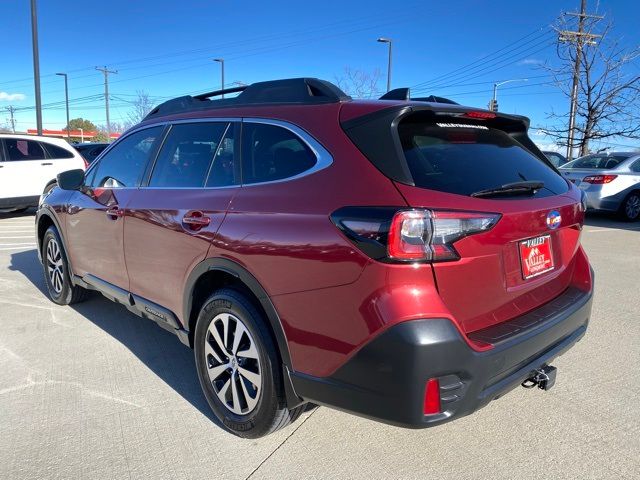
[559, 152, 640, 221]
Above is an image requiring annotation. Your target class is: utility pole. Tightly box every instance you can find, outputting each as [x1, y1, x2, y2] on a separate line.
[56, 73, 70, 140]
[6, 106, 16, 133]
[558, 0, 603, 160]
[30, 0, 43, 135]
[96, 66, 118, 141]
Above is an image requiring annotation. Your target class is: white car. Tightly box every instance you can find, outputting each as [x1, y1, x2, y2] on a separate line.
[0, 133, 86, 212]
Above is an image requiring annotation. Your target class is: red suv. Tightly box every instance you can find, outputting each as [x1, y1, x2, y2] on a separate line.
[36, 78, 594, 438]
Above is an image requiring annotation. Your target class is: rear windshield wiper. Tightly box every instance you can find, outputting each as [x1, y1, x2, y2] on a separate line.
[471, 181, 545, 198]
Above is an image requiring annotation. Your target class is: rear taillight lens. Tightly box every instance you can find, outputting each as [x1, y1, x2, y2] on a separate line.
[388, 210, 500, 262]
[583, 174, 617, 184]
[331, 207, 500, 263]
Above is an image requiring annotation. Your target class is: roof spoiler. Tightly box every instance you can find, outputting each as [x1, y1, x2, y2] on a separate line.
[379, 88, 459, 105]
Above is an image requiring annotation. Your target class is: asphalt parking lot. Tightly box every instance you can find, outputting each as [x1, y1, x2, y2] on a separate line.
[0, 210, 638, 480]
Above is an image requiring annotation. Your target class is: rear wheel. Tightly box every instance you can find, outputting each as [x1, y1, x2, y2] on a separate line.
[619, 192, 640, 221]
[194, 288, 304, 438]
[42, 226, 88, 305]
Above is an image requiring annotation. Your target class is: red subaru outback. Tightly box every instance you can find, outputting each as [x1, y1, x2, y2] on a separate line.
[36, 78, 594, 438]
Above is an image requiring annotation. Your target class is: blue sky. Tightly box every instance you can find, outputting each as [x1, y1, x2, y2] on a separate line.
[1, 0, 638, 150]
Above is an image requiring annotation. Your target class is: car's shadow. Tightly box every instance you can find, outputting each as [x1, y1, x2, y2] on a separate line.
[584, 211, 640, 232]
[9, 248, 221, 426]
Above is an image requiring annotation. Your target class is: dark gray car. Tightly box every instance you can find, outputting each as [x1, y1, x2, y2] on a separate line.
[559, 152, 640, 221]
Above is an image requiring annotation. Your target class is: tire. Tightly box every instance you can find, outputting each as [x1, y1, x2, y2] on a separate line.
[194, 288, 304, 438]
[619, 192, 640, 221]
[42, 226, 88, 305]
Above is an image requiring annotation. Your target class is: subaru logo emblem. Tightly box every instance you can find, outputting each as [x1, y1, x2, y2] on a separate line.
[546, 210, 561, 230]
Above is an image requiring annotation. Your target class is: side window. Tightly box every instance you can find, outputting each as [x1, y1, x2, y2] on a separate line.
[4, 138, 46, 161]
[90, 127, 163, 188]
[630, 160, 640, 173]
[149, 122, 228, 188]
[43, 142, 74, 159]
[206, 124, 238, 187]
[241, 123, 317, 184]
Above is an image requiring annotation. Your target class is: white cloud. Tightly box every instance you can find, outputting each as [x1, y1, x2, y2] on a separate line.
[0, 92, 26, 102]
[518, 58, 544, 66]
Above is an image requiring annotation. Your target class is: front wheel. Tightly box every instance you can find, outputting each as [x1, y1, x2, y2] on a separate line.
[619, 192, 640, 221]
[194, 288, 304, 438]
[42, 226, 88, 305]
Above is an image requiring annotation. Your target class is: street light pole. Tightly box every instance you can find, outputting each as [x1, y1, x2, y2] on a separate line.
[490, 78, 528, 111]
[377, 38, 393, 92]
[30, 0, 43, 135]
[214, 59, 225, 98]
[56, 73, 70, 140]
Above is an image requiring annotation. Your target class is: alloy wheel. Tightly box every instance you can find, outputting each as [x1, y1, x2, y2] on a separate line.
[46, 238, 64, 294]
[625, 194, 640, 219]
[204, 313, 262, 415]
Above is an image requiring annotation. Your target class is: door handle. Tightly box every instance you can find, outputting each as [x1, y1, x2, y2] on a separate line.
[182, 211, 211, 230]
[41, 162, 53, 166]
[106, 206, 124, 219]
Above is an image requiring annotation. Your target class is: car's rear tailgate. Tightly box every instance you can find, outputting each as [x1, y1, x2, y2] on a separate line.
[396, 183, 585, 333]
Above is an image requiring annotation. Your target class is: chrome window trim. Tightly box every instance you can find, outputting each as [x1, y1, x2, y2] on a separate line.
[92, 117, 333, 190]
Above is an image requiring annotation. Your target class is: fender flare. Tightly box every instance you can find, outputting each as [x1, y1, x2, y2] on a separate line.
[183, 257, 293, 369]
[35, 207, 72, 274]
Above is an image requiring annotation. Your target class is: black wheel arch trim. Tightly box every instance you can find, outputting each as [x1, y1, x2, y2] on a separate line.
[183, 257, 293, 368]
[183, 257, 304, 408]
[36, 206, 72, 275]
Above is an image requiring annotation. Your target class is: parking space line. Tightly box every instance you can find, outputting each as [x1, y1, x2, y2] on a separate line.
[0, 246, 36, 251]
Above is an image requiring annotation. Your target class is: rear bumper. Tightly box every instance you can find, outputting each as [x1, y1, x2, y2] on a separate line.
[584, 189, 625, 212]
[291, 284, 593, 428]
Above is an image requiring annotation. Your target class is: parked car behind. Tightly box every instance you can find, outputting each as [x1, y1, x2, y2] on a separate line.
[559, 152, 640, 221]
[73, 142, 109, 164]
[542, 150, 568, 168]
[36, 78, 594, 438]
[0, 133, 86, 212]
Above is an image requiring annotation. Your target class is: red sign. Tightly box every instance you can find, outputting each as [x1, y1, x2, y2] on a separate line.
[519, 235, 554, 279]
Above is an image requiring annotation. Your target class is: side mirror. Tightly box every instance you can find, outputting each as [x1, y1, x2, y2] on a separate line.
[57, 169, 85, 190]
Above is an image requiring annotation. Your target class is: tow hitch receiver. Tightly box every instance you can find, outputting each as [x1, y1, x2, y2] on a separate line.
[521, 365, 557, 391]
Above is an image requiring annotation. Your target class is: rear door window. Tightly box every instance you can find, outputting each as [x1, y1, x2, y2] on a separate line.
[149, 122, 230, 188]
[398, 122, 568, 197]
[4, 138, 46, 161]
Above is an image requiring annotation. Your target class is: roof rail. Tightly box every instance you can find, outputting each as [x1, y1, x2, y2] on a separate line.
[379, 87, 459, 105]
[144, 78, 351, 120]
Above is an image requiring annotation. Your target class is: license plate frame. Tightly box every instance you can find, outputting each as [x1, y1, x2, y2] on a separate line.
[519, 235, 554, 280]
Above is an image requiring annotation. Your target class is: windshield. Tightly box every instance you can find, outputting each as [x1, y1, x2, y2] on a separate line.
[397, 122, 568, 198]
[562, 154, 629, 170]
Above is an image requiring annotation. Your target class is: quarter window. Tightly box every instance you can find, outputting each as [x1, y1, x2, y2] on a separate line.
[90, 127, 163, 188]
[43, 142, 74, 159]
[150, 123, 230, 188]
[630, 160, 640, 173]
[241, 123, 317, 184]
[4, 138, 46, 161]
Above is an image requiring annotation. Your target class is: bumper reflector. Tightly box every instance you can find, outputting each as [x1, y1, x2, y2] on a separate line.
[424, 378, 441, 415]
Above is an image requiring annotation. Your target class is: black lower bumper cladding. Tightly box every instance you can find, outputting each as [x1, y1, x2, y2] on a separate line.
[291, 286, 593, 428]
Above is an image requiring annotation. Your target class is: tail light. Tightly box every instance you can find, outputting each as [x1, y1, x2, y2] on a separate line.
[331, 207, 500, 263]
[582, 174, 617, 184]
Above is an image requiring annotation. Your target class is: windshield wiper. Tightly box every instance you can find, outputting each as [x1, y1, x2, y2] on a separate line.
[471, 181, 544, 198]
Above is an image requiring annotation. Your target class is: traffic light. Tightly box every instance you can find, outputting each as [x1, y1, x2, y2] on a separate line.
[488, 99, 498, 112]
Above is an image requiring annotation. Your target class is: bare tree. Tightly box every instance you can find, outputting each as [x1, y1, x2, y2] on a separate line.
[127, 90, 154, 125]
[335, 67, 382, 99]
[542, 17, 640, 156]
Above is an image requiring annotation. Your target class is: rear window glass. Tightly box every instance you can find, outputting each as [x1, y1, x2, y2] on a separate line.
[562, 155, 628, 170]
[398, 123, 568, 197]
[43, 142, 74, 159]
